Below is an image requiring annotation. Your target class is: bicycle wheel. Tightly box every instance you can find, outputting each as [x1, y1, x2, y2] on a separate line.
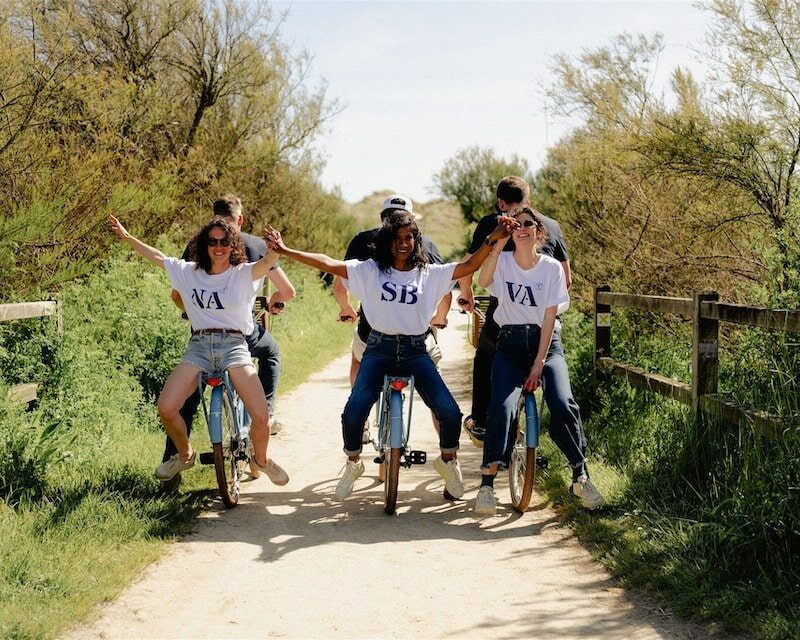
[213, 392, 245, 508]
[509, 398, 536, 513]
[384, 447, 401, 515]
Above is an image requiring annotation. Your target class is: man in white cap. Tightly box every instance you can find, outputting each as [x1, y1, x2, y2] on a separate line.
[332, 194, 452, 439]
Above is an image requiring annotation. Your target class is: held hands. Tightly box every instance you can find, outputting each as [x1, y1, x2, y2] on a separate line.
[523, 361, 545, 392]
[264, 226, 287, 254]
[108, 215, 130, 240]
[488, 215, 520, 244]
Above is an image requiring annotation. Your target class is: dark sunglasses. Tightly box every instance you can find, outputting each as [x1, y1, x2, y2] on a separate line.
[207, 237, 231, 247]
[518, 220, 537, 228]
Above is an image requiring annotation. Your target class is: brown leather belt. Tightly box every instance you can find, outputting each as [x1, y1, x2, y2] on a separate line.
[192, 328, 243, 336]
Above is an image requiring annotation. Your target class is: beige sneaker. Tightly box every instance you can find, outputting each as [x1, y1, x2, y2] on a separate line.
[154, 452, 195, 481]
[250, 457, 289, 486]
[571, 475, 605, 509]
[434, 456, 465, 499]
[335, 459, 365, 500]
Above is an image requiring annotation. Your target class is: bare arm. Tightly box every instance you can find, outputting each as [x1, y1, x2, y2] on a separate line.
[108, 215, 167, 269]
[333, 275, 358, 321]
[561, 259, 573, 290]
[432, 292, 452, 328]
[266, 266, 296, 313]
[251, 249, 280, 281]
[477, 235, 510, 289]
[264, 226, 348, 278]
[452, 216, 517, 281]
[456, 268, 475, 312]
[170, 289, 185, 311]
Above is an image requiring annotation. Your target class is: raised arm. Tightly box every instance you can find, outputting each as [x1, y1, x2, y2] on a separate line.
[251, 247, 280, 281]
[108, 215, 167, 269]
[264, 226, 348, 279]
[477, 234, 510, 289]
[451, 216, 517, 281]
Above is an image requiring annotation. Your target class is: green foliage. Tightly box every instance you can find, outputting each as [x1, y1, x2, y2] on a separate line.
[0, 247, 351, 639]
[558, 306, 800, 638]
[433, 146, 531, 223]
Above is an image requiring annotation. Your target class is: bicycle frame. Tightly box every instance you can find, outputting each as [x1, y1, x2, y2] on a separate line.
[523, 391, 540, 448]
[200, 371, 250, 445]
[376, 375, 415, 453]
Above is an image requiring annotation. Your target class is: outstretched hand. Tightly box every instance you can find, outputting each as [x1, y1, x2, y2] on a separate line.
[108, 214, 129, 240]
[264, 226, 287, 254]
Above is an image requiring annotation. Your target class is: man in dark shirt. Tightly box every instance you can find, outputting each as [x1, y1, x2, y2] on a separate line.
[161, 194, 295, 488]
[457, 176, 603, 509]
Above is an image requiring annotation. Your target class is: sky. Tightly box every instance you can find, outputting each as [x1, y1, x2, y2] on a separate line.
[270, 1, 713, 204]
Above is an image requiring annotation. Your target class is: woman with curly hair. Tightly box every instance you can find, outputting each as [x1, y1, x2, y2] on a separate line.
[265, 210, 517, 502]
[108, 215, 289, 486]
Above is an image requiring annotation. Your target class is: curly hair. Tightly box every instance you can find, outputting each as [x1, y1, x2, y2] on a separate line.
[373, 211, 429, 273]
[188, 217, 247, 272]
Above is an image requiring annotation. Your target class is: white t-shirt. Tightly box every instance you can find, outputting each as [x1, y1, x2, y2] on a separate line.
[164, 258, 258, 334]
[343, 259, 457, 336]
[487, 253, 570, 327]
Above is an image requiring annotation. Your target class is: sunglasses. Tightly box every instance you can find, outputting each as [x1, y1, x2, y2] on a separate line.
[207, 237, 231, 247]
[517, 220, 537, 228]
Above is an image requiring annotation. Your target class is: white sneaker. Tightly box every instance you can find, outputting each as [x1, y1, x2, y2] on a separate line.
[335, 459, 365, 500]
[154, 452, 195, 481]
[474, 485, 497, 516]
[571, 474, 605, 509]
[434, 456, 465, 499]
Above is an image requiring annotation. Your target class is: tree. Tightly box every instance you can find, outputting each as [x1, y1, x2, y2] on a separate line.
[433, 146, 530, 223]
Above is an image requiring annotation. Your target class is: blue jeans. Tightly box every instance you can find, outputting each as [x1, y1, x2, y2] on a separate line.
[482, 324, 586, 471]
[163, 324, 281, 461]
[341, 331, 462, 456]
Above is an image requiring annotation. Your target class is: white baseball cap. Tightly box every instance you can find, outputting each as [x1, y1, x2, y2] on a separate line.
[380, 194, 413, 215]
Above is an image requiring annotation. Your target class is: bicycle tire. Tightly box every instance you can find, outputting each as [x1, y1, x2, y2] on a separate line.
[509, 398, 536, 512]
[213, 392, 244, 508]
[384, 447, 401, 515]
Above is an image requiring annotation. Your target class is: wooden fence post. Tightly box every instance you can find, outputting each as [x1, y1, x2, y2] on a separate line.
[594, 285, 611, 365]
[692, 290, 719, 418]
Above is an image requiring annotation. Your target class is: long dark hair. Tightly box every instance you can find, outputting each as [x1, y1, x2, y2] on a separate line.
[188, 217, 246, 272]
[373, 211, 428, 273]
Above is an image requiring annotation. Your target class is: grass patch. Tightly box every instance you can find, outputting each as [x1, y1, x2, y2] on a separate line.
[532, 310, 800, 639]
[0, 250, 351, 639]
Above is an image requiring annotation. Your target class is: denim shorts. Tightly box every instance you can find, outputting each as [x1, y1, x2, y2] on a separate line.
[182, 333, 252, 373]
[352, 326, 442, 365]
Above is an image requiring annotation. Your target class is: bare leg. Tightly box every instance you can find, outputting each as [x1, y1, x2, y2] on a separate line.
[349, 353, 360, 388]
[228, 364, 270, 466]
[157, 363, 203, 460]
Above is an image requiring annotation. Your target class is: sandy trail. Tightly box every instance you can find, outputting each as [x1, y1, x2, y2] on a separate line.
[66, 309, 713, 640]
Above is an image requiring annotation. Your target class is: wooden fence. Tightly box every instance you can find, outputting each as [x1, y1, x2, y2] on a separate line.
[0, 300, 62, 405]
[594, 286, 800, 440]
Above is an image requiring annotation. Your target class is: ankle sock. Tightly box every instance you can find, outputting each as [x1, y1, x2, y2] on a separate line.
[572, 464, 587, 482]
[481, 474, 495, 488]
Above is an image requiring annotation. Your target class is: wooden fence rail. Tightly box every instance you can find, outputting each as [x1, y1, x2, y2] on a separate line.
[594, 286, 799, 440]
[1, 299, 62, 405]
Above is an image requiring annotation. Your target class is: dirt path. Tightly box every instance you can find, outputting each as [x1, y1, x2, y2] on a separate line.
[66, 310, 714, 640]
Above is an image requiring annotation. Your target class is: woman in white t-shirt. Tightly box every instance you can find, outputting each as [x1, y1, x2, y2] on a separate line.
[265, 211, 517, 502]
[472, 206, 578, 516]
[108, 215, 289, 486]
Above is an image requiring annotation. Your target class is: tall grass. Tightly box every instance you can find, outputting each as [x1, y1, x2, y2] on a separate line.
[554, 307, 800, 639]
[0, 247, 351, 639]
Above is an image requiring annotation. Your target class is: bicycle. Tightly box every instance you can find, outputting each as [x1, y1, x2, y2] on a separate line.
[508, 389, 550, 513]
[195, 370, 251, 508]
[372, 375, 427, 515]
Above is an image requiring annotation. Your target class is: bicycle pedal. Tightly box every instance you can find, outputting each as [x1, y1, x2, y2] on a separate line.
[199, 452, 215, 465]
[373, 455, 385, 465]
[536, 455, 549, 469]
[407, 450, 426, 465]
